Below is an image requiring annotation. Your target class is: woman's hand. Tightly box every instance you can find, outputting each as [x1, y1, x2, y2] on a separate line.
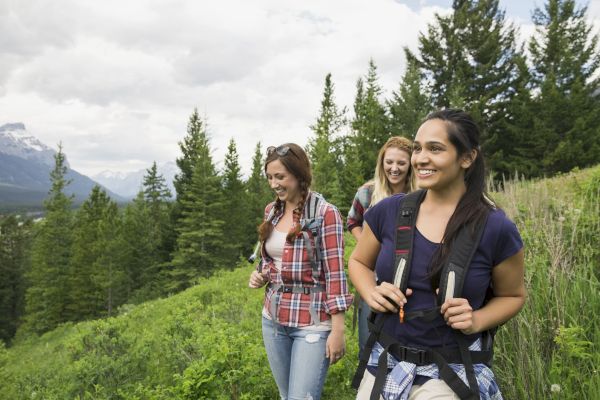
[248, 270, 268, 288]
[326, 329, 346, 365]
[365, 282, 413, 314]
[440, 298, 479, 334]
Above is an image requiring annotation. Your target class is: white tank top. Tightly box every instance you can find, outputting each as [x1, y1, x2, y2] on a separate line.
[265, 228, 287, 271]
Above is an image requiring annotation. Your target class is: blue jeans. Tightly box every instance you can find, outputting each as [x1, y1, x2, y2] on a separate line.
[262, 317, 330, 400]
[357, 297, 371, 359]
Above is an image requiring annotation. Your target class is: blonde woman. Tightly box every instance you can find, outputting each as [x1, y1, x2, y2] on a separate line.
[346, 136, 413, 358]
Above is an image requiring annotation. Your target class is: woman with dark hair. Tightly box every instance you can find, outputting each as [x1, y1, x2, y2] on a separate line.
[347, 136, 413, 358]
[349, 110, 526, 399]
[249, 143, 353, 400]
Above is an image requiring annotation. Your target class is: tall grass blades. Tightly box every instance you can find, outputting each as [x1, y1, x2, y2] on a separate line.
[493, 166, 600, 399]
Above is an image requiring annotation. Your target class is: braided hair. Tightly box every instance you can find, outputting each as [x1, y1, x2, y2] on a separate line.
[258, 143, 312, 243]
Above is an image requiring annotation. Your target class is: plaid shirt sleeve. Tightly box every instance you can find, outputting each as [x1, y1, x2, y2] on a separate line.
[347, 184, 372, 232]
[321, 204, 354, 314]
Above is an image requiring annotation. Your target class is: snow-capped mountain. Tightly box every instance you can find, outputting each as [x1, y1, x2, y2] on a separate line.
[0, 123, 59, 167]
[92, 162, 177, 199]
[0, 122, 125, 207]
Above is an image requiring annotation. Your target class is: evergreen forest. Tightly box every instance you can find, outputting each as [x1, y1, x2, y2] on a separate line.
[0, 0, 599, 398]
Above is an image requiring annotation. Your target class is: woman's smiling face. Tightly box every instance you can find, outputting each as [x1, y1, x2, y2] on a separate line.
[382, 147, 410, 190]
[265, 159, 301, 205]
[411, 118, 471, 192]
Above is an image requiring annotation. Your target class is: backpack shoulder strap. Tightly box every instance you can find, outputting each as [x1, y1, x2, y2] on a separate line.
[437, 210, 490, 304]
[393, 190, 426, 293]
[300, 191, 325, 274]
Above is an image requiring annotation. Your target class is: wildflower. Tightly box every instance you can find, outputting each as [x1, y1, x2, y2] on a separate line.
[550, 384, 561, 393]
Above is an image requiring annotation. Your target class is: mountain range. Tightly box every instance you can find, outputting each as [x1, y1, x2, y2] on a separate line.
[0, 123, 127, 210]
[92, 162, 177, 200]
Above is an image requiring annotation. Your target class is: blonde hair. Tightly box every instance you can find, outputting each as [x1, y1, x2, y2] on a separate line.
[370, 136, 413, 206]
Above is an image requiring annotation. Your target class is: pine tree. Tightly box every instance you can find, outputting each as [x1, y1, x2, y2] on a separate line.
[169, 109, 207, 253]
[168, 129, 225, 291]
[119, 192, 158, 302]
[0, 215, 31, 344]
[245, 142, 272, 245]
[528, 0, 600, 174]
[67, 186, 124, 320]
[388, 56, 433, 138]
[22, 144, 73, 334]
[144, 162, 172, 208]
[142, 161, 173, 266]
[408, 0, 528, 177]
[350, 60, 390, 182]
[307, 73, 346, 207]
[221, 138, 251, 264]
[174, 109, 206, 202]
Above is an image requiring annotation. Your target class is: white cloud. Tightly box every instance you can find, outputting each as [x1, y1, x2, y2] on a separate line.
[6, 0, 556, 179]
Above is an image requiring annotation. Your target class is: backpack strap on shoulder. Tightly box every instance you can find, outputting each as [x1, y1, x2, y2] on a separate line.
[437, 210, 489, 304]
[392, 190, 426, 293]
[352, 191, 425, 390]
[300, 191, 325, 325]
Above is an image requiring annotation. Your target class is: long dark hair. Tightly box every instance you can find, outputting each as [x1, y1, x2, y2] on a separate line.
[424, 109, 494, 289]
[257, 143, 312, 243]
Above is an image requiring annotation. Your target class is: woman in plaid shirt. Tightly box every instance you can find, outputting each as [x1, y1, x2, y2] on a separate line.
[248, 143, 353, 400]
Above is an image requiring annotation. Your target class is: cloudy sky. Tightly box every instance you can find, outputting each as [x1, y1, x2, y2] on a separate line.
[1, 0, 599, 178]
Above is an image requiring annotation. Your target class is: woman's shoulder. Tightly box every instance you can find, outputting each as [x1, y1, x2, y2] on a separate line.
[353, 182, 374, 198]
[364, 193, 405, 223]
[485, 208, 517, 231]
[374, 192, 406, 208]
[483, 207, 522, 245]
[359, 181, 374, 192]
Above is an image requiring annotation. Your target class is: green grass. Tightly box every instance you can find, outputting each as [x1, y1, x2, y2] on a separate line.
[1, 165, 598, 399]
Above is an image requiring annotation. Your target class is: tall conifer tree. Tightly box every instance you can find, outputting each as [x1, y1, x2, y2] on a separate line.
[142, 161, 173, 268]
[388, 57, 433, 138]
[350, 60, 390, 182]
[67, 186, 124, 320]
[245, 143, 272, 245]
[23, 144, 73, 334]
[169, 109, 207, 253]
[169, 129, 225, 291]
[307, 73, 346, 207]
[221, 138, 250, 264]
[407, 0, 527, 177]
[528, 0, 600, 174]
[119, 192, 157, 301]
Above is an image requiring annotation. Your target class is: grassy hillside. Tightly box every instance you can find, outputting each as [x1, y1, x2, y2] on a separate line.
[1, 166, 598, 399]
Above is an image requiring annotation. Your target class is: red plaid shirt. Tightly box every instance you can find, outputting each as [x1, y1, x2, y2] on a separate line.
[258, 192, 353, 327]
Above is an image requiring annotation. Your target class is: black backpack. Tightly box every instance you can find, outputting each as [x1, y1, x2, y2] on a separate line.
[352, 190, 493, 400]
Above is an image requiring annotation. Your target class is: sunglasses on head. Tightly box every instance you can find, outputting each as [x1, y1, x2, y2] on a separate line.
[267, 145, 295, 157]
